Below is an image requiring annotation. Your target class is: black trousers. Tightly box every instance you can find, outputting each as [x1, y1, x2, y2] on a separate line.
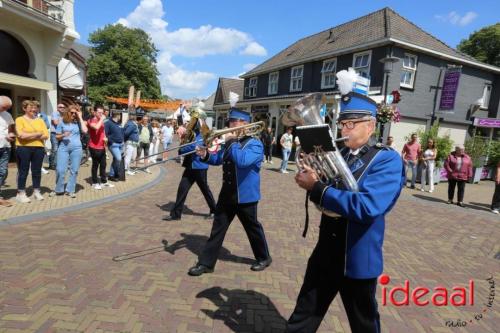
[286, 222, 380, 333]
[16, 146, 45, 191]
[448, 178, 466, 202]
[264, 145, 273, 161]
[491, 182, 500, 210]
[198, 201, 271, 268]
[89, 148, 107, 184]
[170, 168, 216, 218]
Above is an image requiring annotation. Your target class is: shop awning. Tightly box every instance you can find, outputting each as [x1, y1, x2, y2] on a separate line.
[58, 58, 84, 90]
[0, 72, 53, 90]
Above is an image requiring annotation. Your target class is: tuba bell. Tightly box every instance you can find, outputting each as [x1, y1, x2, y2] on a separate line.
[282, 93, 359, 217]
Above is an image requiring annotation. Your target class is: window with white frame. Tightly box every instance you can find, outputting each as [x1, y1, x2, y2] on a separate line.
[481, 84, 492, 109]
[352, 51, 371, 78]
[290, 65, 303, 92]
[321, 58, 337, 89]
[245, 77, 258, 97]
[268, 72, 279, 95]
[400, 53, 418, 88]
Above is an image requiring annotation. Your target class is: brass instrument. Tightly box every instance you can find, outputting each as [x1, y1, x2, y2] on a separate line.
[282, 93, 359, 217]
[135, 121, 265, 170]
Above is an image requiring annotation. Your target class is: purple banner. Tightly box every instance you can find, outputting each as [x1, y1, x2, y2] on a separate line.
[473, 117, 500, 128]
[439, 69, 461, 111]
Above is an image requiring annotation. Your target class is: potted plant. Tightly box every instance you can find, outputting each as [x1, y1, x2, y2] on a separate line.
[415, 122, 454, 183]
[464, 136, 488, 183]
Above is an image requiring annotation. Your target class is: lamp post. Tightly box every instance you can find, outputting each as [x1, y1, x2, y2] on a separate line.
[378, 55, 399, 142]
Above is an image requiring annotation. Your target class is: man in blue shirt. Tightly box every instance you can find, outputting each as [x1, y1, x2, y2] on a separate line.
[285, 91, 404, 333]
[49, 104, 64, 169]
[104, 111, 124, 181]
[188, 108, 272, 276]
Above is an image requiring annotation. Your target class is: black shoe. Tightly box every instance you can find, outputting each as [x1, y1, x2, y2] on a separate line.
[251, 257, 272, 271]
[188, 264, 213, 276]
[163, 215, 180, 221]
[109, 177, 119, 182]
[410, 185, 416, 189]
[457, 202, 465, 207]
[205, 213, 215, 220]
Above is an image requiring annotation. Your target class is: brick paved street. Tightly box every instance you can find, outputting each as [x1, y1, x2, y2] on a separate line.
[0, 159, 499, 333]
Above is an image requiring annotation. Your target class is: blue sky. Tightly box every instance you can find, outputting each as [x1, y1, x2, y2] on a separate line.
[75, 0, 500, 99]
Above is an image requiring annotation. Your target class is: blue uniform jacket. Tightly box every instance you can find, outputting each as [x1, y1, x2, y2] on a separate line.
[206, 137, 263, 204]
[123, 120, 139, 142]
[179, 132, 209, 170]
[311, 148, 404, 279]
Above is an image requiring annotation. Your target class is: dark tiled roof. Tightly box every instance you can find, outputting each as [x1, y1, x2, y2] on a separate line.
[215, 78, 244, 105]
[71, 42, 91, 60]
[243, 7, 497, 77]
[203, 92, 215, 110]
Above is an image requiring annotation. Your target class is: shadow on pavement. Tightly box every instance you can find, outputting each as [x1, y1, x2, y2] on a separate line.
[412, 194, 448, 204]
[196, 286, 287, 333]
[413, 195, 493, 213]
[165, 233, 254, 265]
[157, 202, 208, 217]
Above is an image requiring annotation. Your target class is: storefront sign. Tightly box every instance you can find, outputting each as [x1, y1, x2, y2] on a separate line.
[439, 68, 461, 111]
[473, 117, 500, 128]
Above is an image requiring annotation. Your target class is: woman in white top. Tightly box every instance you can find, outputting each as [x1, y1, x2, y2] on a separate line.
[420, 139, 437, 192]
[149, 121, 161, 163]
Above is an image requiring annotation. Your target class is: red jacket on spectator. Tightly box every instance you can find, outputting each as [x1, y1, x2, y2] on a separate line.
[444, 152, 473, 181]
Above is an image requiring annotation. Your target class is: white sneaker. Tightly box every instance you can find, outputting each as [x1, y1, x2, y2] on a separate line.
[281, 170, 289, 174]
[102, 182, 115, 188]
[420, 188, 425, 192]
[127, 170, 136, 176]
[492, 209, 499, 215]
[269, 161, 273, 164]
[32, 190, 44, 201]
[67, 192, 76, 198]
[41, 168, 49, 175]
[88, 156, 92, 161]
[93, 183, 102, 190]
[16, 192, 31, 203]
[145, 168, 152, 174]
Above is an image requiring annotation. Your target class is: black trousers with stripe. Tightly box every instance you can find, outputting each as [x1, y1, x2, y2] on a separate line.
[286, 220, 380, 333]
[198, 201, 271, 268]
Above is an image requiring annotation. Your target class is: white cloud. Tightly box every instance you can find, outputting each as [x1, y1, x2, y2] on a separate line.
[435, 11, 478, 26]
[117, 0, 267, 97]
[241, 42, 268, 56]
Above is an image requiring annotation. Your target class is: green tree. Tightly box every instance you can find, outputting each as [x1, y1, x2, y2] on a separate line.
[457, 23, 500, 67]
[87, 24, 162, 104]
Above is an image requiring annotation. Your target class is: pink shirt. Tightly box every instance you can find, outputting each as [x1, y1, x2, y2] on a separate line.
[88, 117, 105, 149]
[402, 142, 421, 161]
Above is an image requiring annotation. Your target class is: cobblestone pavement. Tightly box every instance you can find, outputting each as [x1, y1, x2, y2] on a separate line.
[0, 158, 498, 332]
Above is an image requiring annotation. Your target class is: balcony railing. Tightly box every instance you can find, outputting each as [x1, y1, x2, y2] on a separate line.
[8, 0, 65, 24]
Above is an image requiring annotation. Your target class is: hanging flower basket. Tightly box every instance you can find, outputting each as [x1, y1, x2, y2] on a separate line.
[377, 104, 401, 124]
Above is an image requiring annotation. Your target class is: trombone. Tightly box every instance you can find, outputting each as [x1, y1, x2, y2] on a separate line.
[134, 121, 265, 171]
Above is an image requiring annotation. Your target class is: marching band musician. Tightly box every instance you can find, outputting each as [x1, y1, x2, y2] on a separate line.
[188, 104, 272, 276]
[162, 110, 216, 221]
[286, 70, 404, 333]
